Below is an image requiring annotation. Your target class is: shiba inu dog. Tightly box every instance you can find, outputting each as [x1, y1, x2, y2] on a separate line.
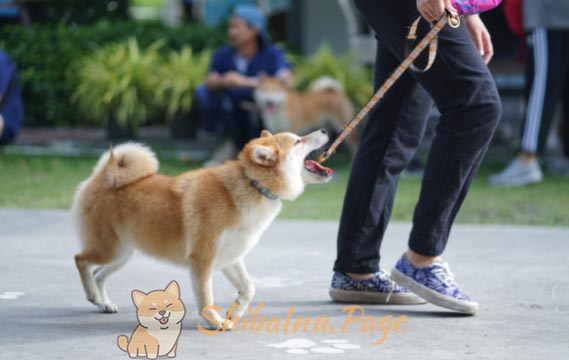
[254, 76, 358, 154]
[73, 129, 332, 329]
[117, 281, 185, 359]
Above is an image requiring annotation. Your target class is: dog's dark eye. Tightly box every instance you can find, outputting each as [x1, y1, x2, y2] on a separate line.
[149, 307, 156, 311]
[166, 303, 172, 307]
[295, 139, 301, 145]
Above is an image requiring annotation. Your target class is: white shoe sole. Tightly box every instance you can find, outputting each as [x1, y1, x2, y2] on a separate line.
[488, 173, 543, 187]
[391, 269, 479, 315]
[329, 288, 426, 305]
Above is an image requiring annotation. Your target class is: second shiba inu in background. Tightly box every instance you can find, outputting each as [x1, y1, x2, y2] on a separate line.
[254, 76, 359, 154]
[73, 129, 332, 330]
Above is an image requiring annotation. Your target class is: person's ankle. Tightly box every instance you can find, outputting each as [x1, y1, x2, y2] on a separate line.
[346, 272, 374, 280]
[519, 152, 537, 165]
[406, 249, 440, 269]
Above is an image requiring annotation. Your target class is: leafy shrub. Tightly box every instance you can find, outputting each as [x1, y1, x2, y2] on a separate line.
[0, 21, 225, 127]
[156, 46, 211, 120]
[72, 38, 164, 129]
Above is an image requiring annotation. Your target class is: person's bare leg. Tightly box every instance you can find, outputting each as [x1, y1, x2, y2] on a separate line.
[406, 249, 441, 268]
[347, 250, 442, 275]
[0, 114, 4, 138]
[346, 272, 374, 280]
[518, 151, 537, 165]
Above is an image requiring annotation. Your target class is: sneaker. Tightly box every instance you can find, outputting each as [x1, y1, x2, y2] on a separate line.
[548, 157, 569, 177]
[329, 270, 426, 305]
[203, 140, 236, 167]
[488, 158, 543, 187]
[391, 254, 479, 315]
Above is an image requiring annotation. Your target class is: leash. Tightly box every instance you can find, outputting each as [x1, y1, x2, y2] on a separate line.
[317, 12, 460, 164]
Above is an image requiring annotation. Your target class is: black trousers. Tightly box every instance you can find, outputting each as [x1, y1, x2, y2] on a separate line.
[333, 0, 502, 274]
[521, 28, 569, 157]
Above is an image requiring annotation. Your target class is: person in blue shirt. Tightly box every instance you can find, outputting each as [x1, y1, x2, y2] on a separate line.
[0, 49, 23, 146]
[195, 4, 292, 166]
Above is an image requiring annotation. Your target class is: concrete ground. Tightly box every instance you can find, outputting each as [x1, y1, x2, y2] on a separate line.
[1, 209, 568, 359]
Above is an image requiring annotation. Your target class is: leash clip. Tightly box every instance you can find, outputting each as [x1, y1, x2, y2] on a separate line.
[445, 10, 461, 28]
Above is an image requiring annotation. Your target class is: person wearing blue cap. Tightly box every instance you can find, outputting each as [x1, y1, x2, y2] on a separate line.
[195, 4, 293, 166]
[0, 49, 23, 146]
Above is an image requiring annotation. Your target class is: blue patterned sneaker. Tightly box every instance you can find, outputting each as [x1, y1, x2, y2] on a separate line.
[329, 270, 426, 304]
[391, 254, 479, 315]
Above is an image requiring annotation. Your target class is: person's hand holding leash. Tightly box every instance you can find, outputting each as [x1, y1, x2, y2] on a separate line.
[417, 1, 493, 64]
[464, 14, 494, 63]
[417, 0, 457, 22]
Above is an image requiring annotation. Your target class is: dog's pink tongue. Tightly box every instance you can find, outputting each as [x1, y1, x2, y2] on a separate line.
[304, 160, 333, 175]
[159, 317, 169, 325]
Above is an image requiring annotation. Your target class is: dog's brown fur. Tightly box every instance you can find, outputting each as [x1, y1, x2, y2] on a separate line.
[254, 76, 359, 154]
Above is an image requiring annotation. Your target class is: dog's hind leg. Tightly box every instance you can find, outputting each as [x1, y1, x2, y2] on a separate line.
[93, 247, 133, 313]
[74, 225, 122, 312]
[222, 259, 255, 319]
[75, 250, 111, 309]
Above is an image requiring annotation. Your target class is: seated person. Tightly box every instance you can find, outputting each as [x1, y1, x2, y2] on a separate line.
[0, 49, 23, 146]
[195, 4, 293, 166]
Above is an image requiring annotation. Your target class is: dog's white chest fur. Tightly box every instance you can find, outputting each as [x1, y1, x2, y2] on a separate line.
[214, 200, 282, 269]
[147, 324, 180, 356]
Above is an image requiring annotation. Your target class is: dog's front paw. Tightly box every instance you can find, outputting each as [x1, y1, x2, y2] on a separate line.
[99, 302, 118, 313]
[87, 293, 102, 306]
[220, 318, 235, 331]
[199, 318, 234, 331]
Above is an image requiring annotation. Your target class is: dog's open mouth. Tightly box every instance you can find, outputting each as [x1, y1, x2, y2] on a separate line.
[304, 160, 333, 178]
[155, 315, 170, 325]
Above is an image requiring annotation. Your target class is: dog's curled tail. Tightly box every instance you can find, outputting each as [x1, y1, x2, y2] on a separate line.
[94, 142, 159, 188]
[117, 335, 129, 352]
[308, 76, 344, 93]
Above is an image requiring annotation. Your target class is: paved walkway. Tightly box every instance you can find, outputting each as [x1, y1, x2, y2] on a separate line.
[1, 209, 568, 359]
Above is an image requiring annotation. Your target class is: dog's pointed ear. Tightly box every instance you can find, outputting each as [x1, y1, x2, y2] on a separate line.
[165, 280, 180, 298]
[250, 144, 278, 167]
[131, 290, 147, 308]
[260, 129, 272, 138]
[108, 142, 115, 162]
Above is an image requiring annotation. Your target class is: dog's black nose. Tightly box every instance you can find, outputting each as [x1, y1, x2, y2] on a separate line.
[320, 128, 328, 135]
[159, 310, 166, 315]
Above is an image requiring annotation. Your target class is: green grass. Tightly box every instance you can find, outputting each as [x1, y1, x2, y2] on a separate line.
[1, 153, 567, 226]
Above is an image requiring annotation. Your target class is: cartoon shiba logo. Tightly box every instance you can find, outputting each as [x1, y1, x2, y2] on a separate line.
[117, 281, 185, 359]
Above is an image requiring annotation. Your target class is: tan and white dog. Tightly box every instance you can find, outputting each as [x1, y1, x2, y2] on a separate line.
[73, 129, 332, 329]
[254, 76, 358, 154]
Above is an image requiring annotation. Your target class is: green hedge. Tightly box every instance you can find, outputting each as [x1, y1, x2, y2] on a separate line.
[0, 21, 225, 127]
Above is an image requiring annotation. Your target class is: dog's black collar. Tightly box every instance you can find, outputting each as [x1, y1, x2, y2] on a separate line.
[250, 179, 279, 200]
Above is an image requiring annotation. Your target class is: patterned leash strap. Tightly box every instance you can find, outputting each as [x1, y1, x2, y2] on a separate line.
[317, 12, 460, 164]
